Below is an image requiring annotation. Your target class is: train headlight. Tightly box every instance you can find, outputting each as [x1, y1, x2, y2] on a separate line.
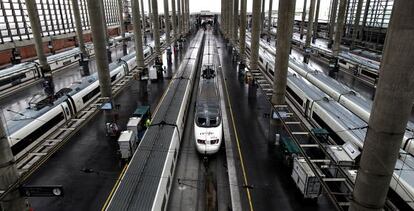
[197, 139, 205, 144]
[210, 139, 219, 144]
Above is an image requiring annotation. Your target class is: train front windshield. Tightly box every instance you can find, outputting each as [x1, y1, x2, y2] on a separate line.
[196, 108, 221, 128]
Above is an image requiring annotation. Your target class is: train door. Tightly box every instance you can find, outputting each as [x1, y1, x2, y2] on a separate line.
[66, 95, 77, 115]
[60, 102, 71, 122]
[304, 100, 310, 118]
[123, 62, 129, 76]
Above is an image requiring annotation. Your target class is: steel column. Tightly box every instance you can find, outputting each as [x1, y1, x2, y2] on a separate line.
[272, 0, 296, 105]
[164, 0, 171, 44]
[313, 0, 321, 43]
[239, 0, 247, 63]
[86, 0, 112, 100]
[25, 0, 50, 71]
[152, 0, 161, 58]
[132, 0, 145, 69]
[333, 0, 347, 57]
[250, 0, 262, 70]
[300, 0, 308, 40]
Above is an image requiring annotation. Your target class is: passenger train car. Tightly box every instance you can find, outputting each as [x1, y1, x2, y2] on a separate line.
[0, 46, 91, 93]
[254, 46, 414, 208]
[287, 54, 414, 155]
[246, 36, 414, 155]
[287, 70, 414, 208]
[290, 32, 380, 81]
[0, 44, 95, 93]
[0, 62, 41, 92]
[0, 33, 165, 94]
[6, 47, 146, 158]
[247, 32, 380, 81]
[195, 31, 223, 155]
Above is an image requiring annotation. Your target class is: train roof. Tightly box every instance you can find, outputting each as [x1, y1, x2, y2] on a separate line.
[202, 34, 216, 64]
[6, 94, 69, 135]
[6, 51, 132, 135]
[318, 99, 367, 145]
[46, 47, 81, 63]
[288, 73, 326, 100]
[197, 78, 220, 107]
[289, 71, 366, 132]
[289, 74, 367, 146]
[289, 55, 376, 119]
[0, 62, 37, 77]
[344, 93, 372, 111]
[196, 29, 221, 118]
[339, 51, 380, 71]
[120, 51, 136, 61]
[311, 69, 351, 94]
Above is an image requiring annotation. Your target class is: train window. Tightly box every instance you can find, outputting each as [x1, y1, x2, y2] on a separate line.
[269, 67, 274, 75]
[161, 195, 166, 211]
[361, 70, 377, 80]
[339, 59, 347, 65]
[286, 86, 303, 107]
[197, 117, 207, 126]
[170, 162, 174, 176]
[82, 87, 101, 104]
[11, 113, 64, 155]
[167, 177, 171, 190]
[209, 117, 220, 127]
[111, 74, 118, 82]
[0, 74, 26, 87]
[210, 118, 217, 126]
[311, 112, 345, 145]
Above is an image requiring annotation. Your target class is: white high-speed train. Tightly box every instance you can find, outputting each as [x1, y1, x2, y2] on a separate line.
[286, 71, 414, 209]
[6, 46, 153, 158]
[0, 45, 94, 93]
[246, 36, 414, 155]
[0, 32, 166, 94]
[194, 31, 223, 155]
[253, 47, 414, 208]
[289, 32, 381, 81]
[288, 56, 414, 154]
[247, 32, 380, 81]
[286, 70, 414, 209]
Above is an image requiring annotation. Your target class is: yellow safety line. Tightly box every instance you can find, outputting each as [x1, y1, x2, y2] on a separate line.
[101, 164, 128, 211]
[222, 73, 254, 211]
